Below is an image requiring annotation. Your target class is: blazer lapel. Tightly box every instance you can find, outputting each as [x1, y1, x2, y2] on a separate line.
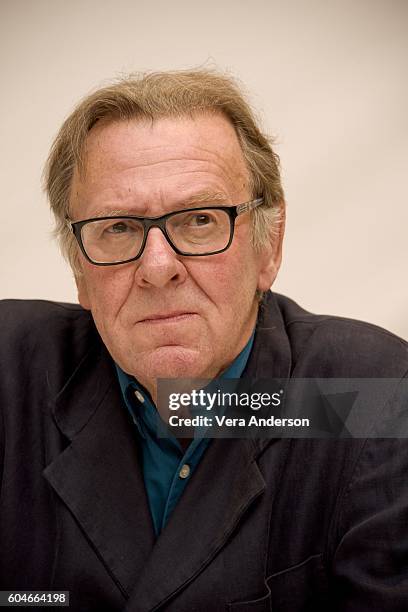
[124, 437, 266, 611]
[43, 343, 155, 596]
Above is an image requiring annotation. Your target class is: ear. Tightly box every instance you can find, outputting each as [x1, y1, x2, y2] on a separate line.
[257, 202, 286, 292]
[75, 274, 91, 310]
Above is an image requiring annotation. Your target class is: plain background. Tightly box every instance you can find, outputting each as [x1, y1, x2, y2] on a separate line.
[1, 0, 407, 339]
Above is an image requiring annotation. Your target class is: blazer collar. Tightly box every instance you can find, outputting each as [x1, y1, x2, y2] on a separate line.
[245, 291, 293, 456]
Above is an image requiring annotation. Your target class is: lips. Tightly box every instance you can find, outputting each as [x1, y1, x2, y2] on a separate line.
[138, 312, 196, 324]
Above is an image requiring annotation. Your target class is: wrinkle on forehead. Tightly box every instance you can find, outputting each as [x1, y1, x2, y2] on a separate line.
[70, 114, 251, 217]
[80, 113, 249, 180]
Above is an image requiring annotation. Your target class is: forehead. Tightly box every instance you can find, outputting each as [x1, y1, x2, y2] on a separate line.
[82, 112, 247, 171]
[70, 113, 250, 217]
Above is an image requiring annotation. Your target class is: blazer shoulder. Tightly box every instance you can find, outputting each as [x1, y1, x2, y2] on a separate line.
[0, 299, 97, 364]
[0, 299, 90, 331]
[0, 297, 86, 318]
[272, 293, 408, 376]
[0, 300, 103, 403]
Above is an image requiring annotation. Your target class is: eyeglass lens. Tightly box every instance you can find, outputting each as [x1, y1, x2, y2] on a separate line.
[81, 208, 232, 263]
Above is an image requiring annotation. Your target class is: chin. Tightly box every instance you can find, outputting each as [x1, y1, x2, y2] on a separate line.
[138, 345, 211, 381]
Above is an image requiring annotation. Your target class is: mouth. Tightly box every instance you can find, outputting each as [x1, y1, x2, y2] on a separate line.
[138, 312, 197, 324]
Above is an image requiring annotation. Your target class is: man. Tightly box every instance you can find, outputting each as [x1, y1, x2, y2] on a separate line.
[0, 69, 407, 611]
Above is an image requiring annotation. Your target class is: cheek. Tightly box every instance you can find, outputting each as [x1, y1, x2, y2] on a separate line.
[187, 250, 258, 311]
[79, 265, 135, 319]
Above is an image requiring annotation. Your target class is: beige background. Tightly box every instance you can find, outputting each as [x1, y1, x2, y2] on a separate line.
[1, 0, 407, 339]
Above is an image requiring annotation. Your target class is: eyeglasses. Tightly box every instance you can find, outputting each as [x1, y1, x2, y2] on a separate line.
[68, 198, 263, 266]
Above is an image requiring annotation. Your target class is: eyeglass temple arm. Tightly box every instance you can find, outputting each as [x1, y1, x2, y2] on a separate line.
[236, 197, 263, 216]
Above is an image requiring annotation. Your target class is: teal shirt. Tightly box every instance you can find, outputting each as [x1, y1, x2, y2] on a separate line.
[116, 333, 254, 536]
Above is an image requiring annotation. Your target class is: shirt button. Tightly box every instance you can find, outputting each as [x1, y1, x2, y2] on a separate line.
[179, 464, 191, 479]
[134, 390, 145, 403]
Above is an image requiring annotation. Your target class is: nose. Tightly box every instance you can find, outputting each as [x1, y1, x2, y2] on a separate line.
[133, 227, 187, 289]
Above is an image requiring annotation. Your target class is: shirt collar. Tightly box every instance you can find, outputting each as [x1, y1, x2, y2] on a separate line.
[115, 330, 255, 433]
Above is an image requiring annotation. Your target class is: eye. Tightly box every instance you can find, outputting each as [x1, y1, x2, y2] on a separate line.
[184, 212, 217, 227]
[84, 218, 144, 242]
[191, 214, 211, 226]
[105, 221, 131, 233]
[97, 219, 144, 238]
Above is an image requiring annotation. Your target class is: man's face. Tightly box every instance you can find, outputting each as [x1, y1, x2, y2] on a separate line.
[71, 113, 282, 396]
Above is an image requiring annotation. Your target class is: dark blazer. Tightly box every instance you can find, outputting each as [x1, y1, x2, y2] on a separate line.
[0, 293, 407, 611]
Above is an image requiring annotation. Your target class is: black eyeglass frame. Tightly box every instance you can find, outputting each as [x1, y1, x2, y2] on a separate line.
[68, 197, 264, 266]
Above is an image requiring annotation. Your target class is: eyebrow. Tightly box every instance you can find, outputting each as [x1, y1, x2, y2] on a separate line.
[93, 209, 132, 218]
[92, 191, 230, 218]
[181, 191, 229, 206]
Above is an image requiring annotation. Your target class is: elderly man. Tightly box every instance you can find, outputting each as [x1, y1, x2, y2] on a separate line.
[0, 70, 407, 611]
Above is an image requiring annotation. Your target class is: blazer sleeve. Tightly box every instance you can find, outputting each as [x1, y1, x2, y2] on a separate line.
[0, 399, 4, 502]
[330, 375, 408, 611]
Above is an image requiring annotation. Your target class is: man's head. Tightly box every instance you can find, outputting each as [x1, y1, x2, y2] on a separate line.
[44, 70, 285, 397]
